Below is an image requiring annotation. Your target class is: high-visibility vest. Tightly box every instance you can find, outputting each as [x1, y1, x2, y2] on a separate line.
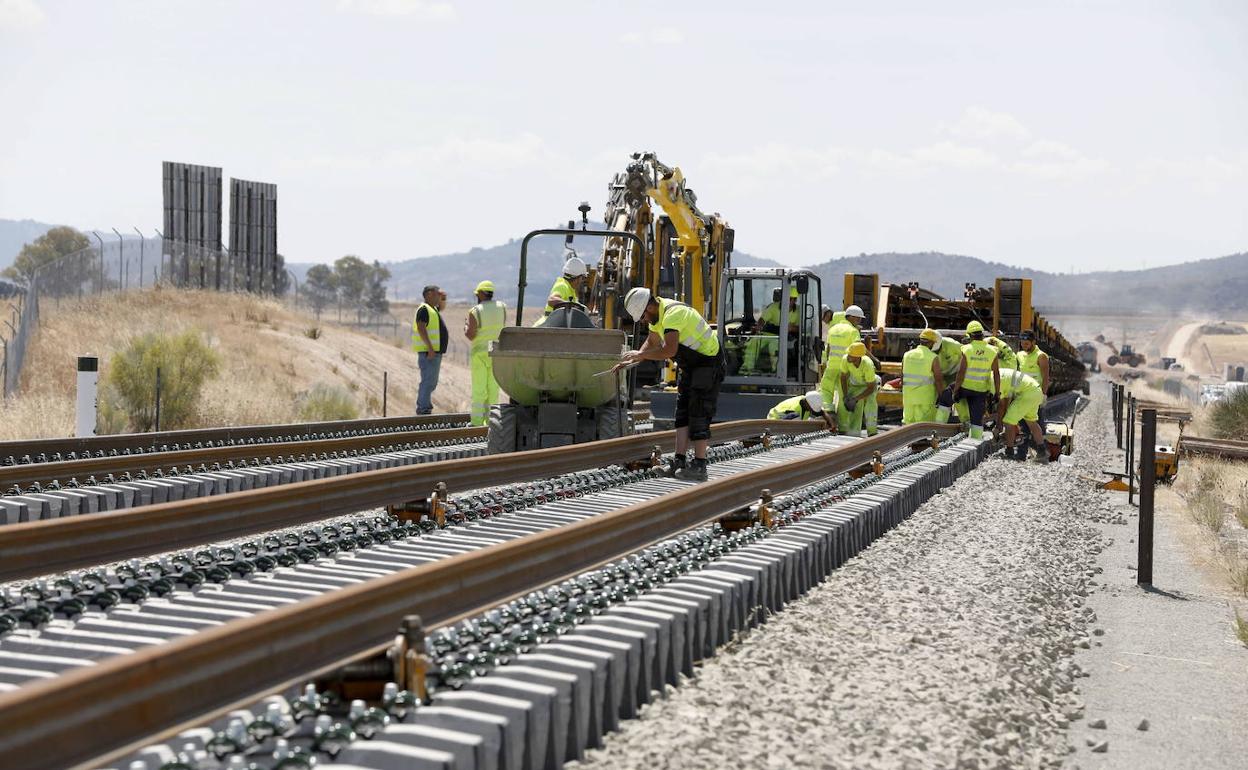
[470, 299, 507, 354]
[936, 338, 963, 379]
[843, 356, 876, 394]
[988, 337, 1018, 369]
[960, 340, 998, 392]
[411, 302, 442, 353]
[657, 298, 719, 356]
[767, 395, 812, 420]
[759, 301, 781, 329]
[543, 276, 577, 316]
[902, 345, 938, 408]
[997, 367, 1041, 399]
[823, 321, 858, 369]
[1017, 347, 1047, 385]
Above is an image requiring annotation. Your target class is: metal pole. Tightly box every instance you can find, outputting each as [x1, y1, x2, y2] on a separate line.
[1138, 408, 1157, 585]
[154, 367, 162, 432]
[1112, 383, 1122, 448]
[383, 371, 388, 417]
[134, 228, 145, 289]
[111, 228, 125, 290]
[153, 229, 164, 284]
[1127, 395, 1136, 505]
[92, 233, 105, 293]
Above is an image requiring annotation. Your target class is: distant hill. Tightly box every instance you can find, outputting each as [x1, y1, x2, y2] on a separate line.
[289, 223, 783, 306]
[805, 251, 1248, 314]
[0, 219, 59, 269]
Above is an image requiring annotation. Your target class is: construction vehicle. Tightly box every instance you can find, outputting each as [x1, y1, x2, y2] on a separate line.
[1077, 342, 1099, 371]
[1106, 343, 1145, 368]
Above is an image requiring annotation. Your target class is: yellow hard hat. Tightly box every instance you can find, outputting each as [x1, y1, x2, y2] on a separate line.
[475, 280, 495, 294]
[966, 320, 985, 335]
[848, 341, 868, 357]
[919, 328, 940, 343]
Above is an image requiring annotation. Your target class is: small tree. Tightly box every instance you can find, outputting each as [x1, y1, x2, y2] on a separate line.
[364, 260, 391, 318]
[333, 255, 370, 316]
[105, 330, 221, 431]
[3, 226, 91, 284]
[302, 264, 338, 319]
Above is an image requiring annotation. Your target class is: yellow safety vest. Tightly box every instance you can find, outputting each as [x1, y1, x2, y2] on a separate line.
[997, 367, 1041, 399]
[902, 345, 937, 408]
[1017, 347, 1047, 384]
[988, 337, 1018, 369]
[960, 341, 998, 392]
[470, 300, 507, 354]
[543, 276, 577, 316]
[657, 298, 719, 357]
[767, 394, 813, 420]
[935, 338, 963, 379]
[759, 301, 781, 329]
[411, 302, 442, 353]
[823, 322, 858, 369]
[843, 357, 877, 394]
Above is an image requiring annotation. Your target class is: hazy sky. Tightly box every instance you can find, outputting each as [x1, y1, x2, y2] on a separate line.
[1, 0, 1245, 271]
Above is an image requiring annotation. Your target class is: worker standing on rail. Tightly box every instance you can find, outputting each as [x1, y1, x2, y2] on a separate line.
[412, 284, 448, 415]
[618, 287, 724, 482]
[464, 280, 508, 426]
[767, 390, 834, 428]
[995, 367, 1048, 462]
[838, 341, 878, 436]
[902, 329, 945, 424]
[952, 320, 1001, 439]
[818, 304, 865, 418]
[535, 256, 587, 326]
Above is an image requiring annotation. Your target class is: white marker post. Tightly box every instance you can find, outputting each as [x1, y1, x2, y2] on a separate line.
[75, 356, 98, 437]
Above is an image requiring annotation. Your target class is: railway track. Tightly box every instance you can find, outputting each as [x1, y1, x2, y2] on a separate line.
[1180, 435, 1248, 460]
[0, 421, 980, 770]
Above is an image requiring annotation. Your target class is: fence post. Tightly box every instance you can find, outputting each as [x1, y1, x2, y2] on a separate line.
[154, 367, 162, 432]
[383, 371, 388, 417]
[1138, 408, 1157, 585]
[1, 338, 7, 399]
[1113, 383, 1122, 448]
[134, 228, 145, 289]
[93, 233, 105, 293]
[1127, 395, 1136, 505]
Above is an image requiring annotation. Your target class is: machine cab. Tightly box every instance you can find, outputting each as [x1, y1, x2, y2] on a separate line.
[718, 268, 823, 392]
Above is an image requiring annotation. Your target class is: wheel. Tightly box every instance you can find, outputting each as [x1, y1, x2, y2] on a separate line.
[486, 404, 518, 454]
[1107, 356, 1119, 366]
[595, 398, 630, 440]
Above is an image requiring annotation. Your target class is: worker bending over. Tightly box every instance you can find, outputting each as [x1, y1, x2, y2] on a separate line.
[995, 368, 1048, 462]
[464, 280, 507, 426]
[951, 320, 1000, 439]
[619, 287, 724, 482]
[535, 256, 587, 326]
[902, 329, 945, 424]
[986, 334, 1018, 369]
[768, 390, 835, 429]
[819, 304, 868, 419]
[838, 342, 878, 436]
[933, 333, 964, 423]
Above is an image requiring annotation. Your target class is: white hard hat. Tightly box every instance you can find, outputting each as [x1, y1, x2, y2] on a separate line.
[804, 390, 823, 413]
[845, 304, 865, 319]
[563, 256, 587, 278]
[624, 287, 652, 320]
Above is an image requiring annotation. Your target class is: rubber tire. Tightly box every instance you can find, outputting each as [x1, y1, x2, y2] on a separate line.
[486, 404, 518, 454]
[595, 398, 629, 440]
[1107, 356, 1119, 366]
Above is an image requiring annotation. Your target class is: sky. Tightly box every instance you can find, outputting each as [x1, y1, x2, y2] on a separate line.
[0, 0, 1245, 272]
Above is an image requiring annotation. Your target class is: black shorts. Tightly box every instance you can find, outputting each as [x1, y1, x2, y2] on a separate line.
[674, 350, 725, 441]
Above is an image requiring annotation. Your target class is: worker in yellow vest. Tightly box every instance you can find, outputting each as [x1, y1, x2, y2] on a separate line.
[838, 341, 878, 436]
[618, 287, 724, 482]
[933, 334, 964, 423]
[767, 390, 834, 428]
[464, 280, 508, 426]
[818, 304, 866, 416]
[902, 329, 945, 424]
[742, 286, 799, 374]
[411, 284, 448, 415]
[952, 320, 1000, 439]
[996, 368, 1048, 462]
[1016, 330, 1049, 397]
[986, 335, 1018, 369]
[534, 256, 587, 326]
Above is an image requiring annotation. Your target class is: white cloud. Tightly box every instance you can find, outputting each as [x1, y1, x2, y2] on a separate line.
[0, 0, 45, 30]
[619, 27, 685, 46]
[947, 106, 1031, 142]
[280, 132, 551, 177]
[336, 0, 455, 21]
[911, 141, 998, 168]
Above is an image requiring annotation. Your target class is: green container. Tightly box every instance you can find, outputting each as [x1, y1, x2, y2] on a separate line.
[490, 327, 628, 407]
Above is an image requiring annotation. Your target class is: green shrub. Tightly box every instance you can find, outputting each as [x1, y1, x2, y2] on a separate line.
[106, 331, 221, 431]
[298, 383, 359, 422]
[304, 326, 322, 340]
[1208, 388, 1248, 440]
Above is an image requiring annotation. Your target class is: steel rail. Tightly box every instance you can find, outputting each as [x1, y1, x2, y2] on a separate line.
[0, 413, 472, 461]
[1180, 436, 1248, 460]
[0, 426, 487, 489]
[0, 419, 817, 583]
[0, 422, 958, 770]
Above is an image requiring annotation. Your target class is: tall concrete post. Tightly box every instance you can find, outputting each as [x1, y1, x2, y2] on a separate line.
[75, 356, 98, 437]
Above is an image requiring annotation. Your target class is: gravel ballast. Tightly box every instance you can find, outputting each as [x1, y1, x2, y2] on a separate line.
[575, 396, 1118, 770]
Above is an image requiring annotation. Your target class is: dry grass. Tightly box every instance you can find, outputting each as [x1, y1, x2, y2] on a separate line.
[1236, 612, 1248, 648]
[0, 288, 475, 440]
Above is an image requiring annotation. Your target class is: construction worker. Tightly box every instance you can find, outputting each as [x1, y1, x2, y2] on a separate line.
[838, 341, 878, 436]
[995, 367, 1048, 462]
[534, 256, 587, 326]
[742, 287, 798, 374]
[767, 390, 834, 428]
[952, 320, 1001, 439]
[818, 304, 865, 416]
[618, 287, 724, 482]
[464, 280, 507, 427]
[986, 334, 1019, 369]
[411, 284, 447, 415]
[1016, 330, 1050, 397]
[933, 333, 964, 422]
[902, 329, 945, 424]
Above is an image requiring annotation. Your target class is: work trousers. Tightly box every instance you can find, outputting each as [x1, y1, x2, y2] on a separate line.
[416, 353, 442, 415]
[675, 350, 725, 441]
[469, 348, 498, 426]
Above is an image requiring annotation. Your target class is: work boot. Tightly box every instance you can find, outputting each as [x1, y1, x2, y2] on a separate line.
[674, 458, 708, 482]
[665, 454, 687, 477]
